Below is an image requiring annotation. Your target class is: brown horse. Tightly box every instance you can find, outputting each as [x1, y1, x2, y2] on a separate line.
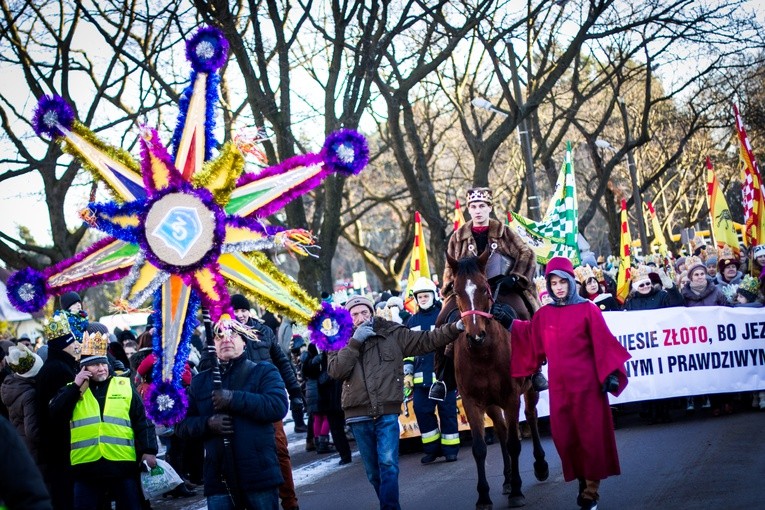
[445, 250, 548, 509]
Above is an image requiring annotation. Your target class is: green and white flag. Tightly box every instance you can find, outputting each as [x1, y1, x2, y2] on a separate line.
[507, 142, 580, 265]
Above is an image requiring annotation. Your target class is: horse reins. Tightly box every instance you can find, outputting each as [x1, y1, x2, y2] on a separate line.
[459, 282, 495, 319]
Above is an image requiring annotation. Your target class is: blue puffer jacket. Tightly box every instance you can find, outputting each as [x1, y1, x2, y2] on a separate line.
[176, 354, 288, 496]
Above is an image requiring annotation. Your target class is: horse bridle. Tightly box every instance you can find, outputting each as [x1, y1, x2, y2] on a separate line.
[458, 281, 495, 320]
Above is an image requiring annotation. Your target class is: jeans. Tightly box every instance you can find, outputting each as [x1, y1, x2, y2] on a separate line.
[349, 414, 401, 510]
[73, 477, 142, 510]
[207, 488, 279, 510]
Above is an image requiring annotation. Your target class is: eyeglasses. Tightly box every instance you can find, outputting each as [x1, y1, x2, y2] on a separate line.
[637, 282, 652, 288]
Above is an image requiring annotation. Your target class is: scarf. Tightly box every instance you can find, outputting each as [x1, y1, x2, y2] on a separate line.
[689, 280, 707, 295]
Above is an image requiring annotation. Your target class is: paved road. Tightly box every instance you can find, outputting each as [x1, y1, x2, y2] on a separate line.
[153, 403, 765, 509]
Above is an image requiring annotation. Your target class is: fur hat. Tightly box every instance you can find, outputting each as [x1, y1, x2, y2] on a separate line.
[5, 344, 43, 378]
[79, 331, 108, 367]
[466, 187, 493, 206]
[344, 295, 375, 315]
[59, 291, 82, 311]
[230, 294, 251, 311]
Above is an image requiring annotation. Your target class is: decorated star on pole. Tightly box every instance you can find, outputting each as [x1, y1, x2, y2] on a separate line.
[7, 26, 365, 424]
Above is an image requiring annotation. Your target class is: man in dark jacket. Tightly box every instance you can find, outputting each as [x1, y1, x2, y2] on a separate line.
[328, 295, 463, 510]
[49, 330, 157, 509]
[36, 313, 82, 510]
[177, 317, 288, 510]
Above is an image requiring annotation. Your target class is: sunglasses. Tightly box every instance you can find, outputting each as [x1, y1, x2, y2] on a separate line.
[637, 282, 652, 288]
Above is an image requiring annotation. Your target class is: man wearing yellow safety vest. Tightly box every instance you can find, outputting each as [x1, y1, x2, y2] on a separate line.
[50, 331, 157, 509]
[404, 277, 460, 464]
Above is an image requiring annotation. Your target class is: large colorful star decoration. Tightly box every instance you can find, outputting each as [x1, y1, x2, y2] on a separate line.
[7, 26, 365, 424]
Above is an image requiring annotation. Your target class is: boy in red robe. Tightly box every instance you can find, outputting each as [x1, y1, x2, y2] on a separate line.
[512, 257, 631, 510]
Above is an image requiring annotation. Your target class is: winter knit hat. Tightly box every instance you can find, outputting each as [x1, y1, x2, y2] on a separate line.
[59, 291, 82, 311]
[545, 257, 575, 278]
[5, 344, 43, 378]
[230, 294, 251, 311]
[86, 322, 110, 336]
[344, 295, 375, 315]
[752, 244, 765, 260]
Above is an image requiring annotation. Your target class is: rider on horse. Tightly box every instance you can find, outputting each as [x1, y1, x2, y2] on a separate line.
[435, 187, 547, 396]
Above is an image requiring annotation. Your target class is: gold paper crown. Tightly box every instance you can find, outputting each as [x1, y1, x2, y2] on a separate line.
[466, 187, 493, 206]
[690, 236, 706, 250]
[717, 245, 737, 263]
[630, 264, 655, 283]
[592, 266, 604, 282]
[738, 275, 760, 296]
[80, 331, 108, 359]
[534, 276, 548, 296]
[43, 313, 73, 341]
[573, 265, 596, 284]
[684, 255, 706, 273]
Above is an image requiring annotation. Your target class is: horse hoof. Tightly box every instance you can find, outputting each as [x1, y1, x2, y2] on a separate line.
[502, 483, 512, 495]
[534, 460, 550, 481]
[508, 495, 526, 507]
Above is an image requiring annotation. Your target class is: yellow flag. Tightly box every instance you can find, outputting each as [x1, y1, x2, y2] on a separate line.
[616, 199, 632, 304]
[403, 211, 431, 313]
[706, 157, 740, 255]
[453, 199, 465, 231]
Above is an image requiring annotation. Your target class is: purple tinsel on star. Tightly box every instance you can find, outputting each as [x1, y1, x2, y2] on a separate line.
[137, 184, 225, 275]
[235, 153, 326, 218]
[225, 215, 285, 236]
[7, 267, 48, 313]
[139, 127, 184, 196]
[32, 95, 75, 139]
[322, 129, 369, 175]
[308, 302, 354, 351]
[185, 26, 229, 74]
[144, 381, 189, 426]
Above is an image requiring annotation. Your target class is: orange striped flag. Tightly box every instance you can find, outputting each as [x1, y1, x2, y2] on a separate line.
[453, 199, 465, 232]
[403, 211, 431, 313]
[733, 104, 765, 247]
[706, 157, 740, 255]
[616, 199, 632, 304]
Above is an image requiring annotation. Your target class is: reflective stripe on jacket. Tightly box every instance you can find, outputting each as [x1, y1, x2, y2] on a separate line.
[70, 377, 135, 465]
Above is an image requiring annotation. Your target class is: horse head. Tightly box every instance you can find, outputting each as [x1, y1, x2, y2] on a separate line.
[447, 249, 493, 347]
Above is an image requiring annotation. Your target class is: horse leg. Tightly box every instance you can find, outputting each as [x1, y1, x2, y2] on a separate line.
[523, 386, 549, 481]
[463, 400, 493, 510]
[485, 406, 511, 496]
[504, 383, 526, 507]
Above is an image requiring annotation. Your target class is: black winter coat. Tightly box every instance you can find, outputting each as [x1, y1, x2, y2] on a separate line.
[35, 347, 79, 468]
[199, 319, 302, 401]
[624, 285, 684, 311]
[176, 354, 288, 497]
[0, 415, 51, 510]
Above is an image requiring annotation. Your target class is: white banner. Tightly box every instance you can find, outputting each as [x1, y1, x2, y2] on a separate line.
[522, 306, 765, 419]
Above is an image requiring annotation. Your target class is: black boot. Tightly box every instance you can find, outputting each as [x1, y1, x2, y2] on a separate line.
[531, 370, 548, 391]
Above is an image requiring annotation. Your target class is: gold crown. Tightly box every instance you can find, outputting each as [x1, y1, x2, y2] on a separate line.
[717, 245, 737, 262]
[592, 266, 604, 282]
[43, 313, 73, 341]
[573, 265, 596, 284]
[466, 187, 493, 206]
[80, 331, 108, 359]
[684, 255, 706, 273]
[534, 276, 548, 296]
[690, 236, 706, 250]
[630, 264, 654, 283]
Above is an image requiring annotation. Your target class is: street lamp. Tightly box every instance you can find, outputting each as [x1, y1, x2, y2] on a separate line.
[595, 137, 650, 254]
[471, 97, 540, 221]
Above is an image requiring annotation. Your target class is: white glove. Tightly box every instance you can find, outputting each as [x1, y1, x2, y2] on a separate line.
[657, 268, 674, 289]
[455, 319, 464, 331]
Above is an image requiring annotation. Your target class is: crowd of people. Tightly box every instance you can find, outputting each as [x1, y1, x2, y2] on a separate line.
[1, 187, 764, 510]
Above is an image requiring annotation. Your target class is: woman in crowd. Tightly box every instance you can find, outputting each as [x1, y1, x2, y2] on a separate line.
[576, 266, 621, 311]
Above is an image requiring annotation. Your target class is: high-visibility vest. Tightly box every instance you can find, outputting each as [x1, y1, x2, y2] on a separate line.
[70, 377, 135, 465]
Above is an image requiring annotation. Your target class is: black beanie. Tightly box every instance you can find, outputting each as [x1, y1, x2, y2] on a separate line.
[48, 333, 76, 350]
[86, 322, 109, 335]
[60, 291, 82, 311]
[231, 294, 251, 311]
